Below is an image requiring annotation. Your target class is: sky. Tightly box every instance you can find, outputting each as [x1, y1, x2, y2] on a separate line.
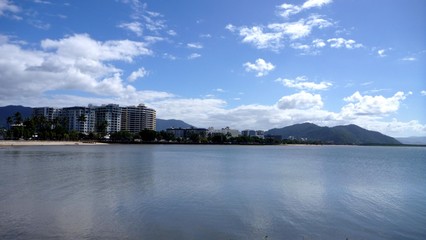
[0, 0, 425, 137]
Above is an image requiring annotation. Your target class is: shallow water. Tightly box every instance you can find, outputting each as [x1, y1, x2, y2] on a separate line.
[0, 145, 425, 239]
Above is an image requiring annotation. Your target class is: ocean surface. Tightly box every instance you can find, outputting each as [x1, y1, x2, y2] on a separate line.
[0, 145, 425, 240]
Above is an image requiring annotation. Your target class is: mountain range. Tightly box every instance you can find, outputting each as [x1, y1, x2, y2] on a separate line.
[266, 123, 401, 145]
[0, 105, 32, 128]
[0, 105, 418, 145]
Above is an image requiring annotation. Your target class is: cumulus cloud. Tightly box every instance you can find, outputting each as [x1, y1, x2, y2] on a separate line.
[243, 58, 275, 77]
[0, 0, 20, 16]
[0, 39, 423, 138]
[276, 76, 332, 91]
[341, 91, 411, 116]
[421, 90, 426, 96]
[277, 91, 324, 110]
[237, 26, 283, 50]
[377, 49, 386, 57]
[0, 33, 165, 105]
[228, 15, 332, 50]
[148, 90, 425, 137]
[302, 0, 333, 9]
[41, 33, 152, 61]
[277, 0, 332, 18]
[327, 38, 363, 49]
[128, 67, 148, 82]
[312, 39, 326, 48]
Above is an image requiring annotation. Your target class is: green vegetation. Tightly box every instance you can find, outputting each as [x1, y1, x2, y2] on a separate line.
[266, 123, 401, 145]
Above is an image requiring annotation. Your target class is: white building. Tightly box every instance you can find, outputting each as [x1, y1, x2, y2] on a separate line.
[121, 104, 157, 133]
[208, 127, 240, 137]
[32, 107, 62, 121]
[95, 104, 121, 133]
[62, 106, 96, 134]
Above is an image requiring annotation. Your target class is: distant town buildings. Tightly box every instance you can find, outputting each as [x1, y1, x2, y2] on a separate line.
[241, 129, 265, 139]
[32, 103, 156, 135]
[208, 127, 239, 138]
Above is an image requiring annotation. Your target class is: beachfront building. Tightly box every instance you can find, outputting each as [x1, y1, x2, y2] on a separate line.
[32, 107, 62, 121]
[62, 106, 96, 134]
[121, 104, 157, 133]
[241, 129, 265, 139]
[207, 127, 240, 137]
[95, 104, 122, 134]
[166, 127, 207, 139]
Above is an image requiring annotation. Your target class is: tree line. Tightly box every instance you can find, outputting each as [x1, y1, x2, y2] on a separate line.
[1, 112, 323, 145]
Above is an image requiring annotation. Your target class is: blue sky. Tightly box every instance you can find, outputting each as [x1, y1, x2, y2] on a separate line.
[0, 0, 425, 137]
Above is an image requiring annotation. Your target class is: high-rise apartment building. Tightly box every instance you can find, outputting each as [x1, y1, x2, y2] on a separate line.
[33, 103, 156, 135]
[62, 106, 96, 134]
[121, 104, 156, 133]
[32, 107, 62, 121]
[95, 104, 122, 133]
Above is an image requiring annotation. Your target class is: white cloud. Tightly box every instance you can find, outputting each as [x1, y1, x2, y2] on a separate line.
[243, 58, 275, 77]
[401, 57, 417, 61]
[268, 15, 332, 40]
[0, 39, 423, 138]
[28, 19, 51, 30]
[0, 33, 159, 105]
[167, 30, 177, 36]
[312, 39, 326, 48]
[377, 49, 386, 57]
[41, 33, 152, 61]
[277, 0, 332, 18]
[148, 91, 425, 137]
[0, 0, 20, 16]
[128, 67, 148, 82]
[290, 43, 310, 51]
[327, 38, 363, 49]
[276, 76, 332, 91]
[229, 16, 332, 50]
[188, 53, 201, 59]
[238, 26, 284, 50]
[277, 91, 324, 110]
[341, 91, 411, 117]
[421, 90, 426, 96]
[120, 1, 168, 35]
[33, 0, 51, 4]
[187, 42, 203, 49]
[163, 53, 177, 60]
[200, 33, 212, 38]
[118, 21, 143, 36]
[302, 0, 333, 9]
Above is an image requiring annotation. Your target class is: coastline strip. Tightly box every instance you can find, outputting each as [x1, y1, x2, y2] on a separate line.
[0, 141, 108, 146]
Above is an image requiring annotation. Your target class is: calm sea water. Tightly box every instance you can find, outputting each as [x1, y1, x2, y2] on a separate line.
[0, 145, 425, 240]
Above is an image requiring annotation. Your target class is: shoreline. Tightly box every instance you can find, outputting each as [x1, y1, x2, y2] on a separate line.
[0, 140, 108, 146]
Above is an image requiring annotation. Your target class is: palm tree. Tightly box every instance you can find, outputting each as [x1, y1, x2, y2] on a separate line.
[13, 112, 22, 125]
[78, 114, 87, 133]
[6, 116, 13, 130]
[97, 120, 108, 137]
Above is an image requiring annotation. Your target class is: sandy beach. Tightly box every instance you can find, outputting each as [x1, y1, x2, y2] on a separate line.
[0, 140, 108, 146]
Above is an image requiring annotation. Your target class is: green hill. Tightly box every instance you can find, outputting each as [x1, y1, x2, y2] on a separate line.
[266, 123, 401, 145]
